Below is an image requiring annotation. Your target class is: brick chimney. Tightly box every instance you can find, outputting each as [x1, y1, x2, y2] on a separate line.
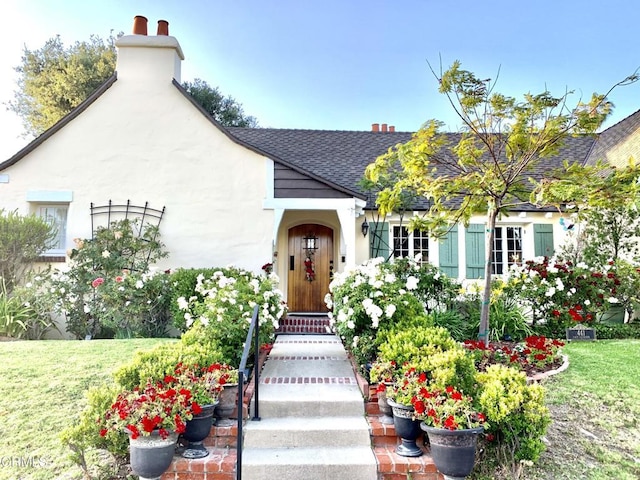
[115, 15, 185, 83]
[371, 123, 380, 132]
[371, 123, 396, 132]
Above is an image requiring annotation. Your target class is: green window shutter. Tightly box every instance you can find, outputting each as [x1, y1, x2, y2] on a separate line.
[370, 222, 390, 259]
[465, 224, 485, 279]
[438, 228, 459, 278]
[534, 224, 554, 257]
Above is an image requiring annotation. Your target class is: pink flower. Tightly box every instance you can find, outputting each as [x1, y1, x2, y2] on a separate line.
[91, 277, 104, 288]
[115, 276, 124, 283]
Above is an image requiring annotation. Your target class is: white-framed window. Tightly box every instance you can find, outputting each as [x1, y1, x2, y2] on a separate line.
[37, 205, 68, 255]
[492, 226, 522, 274]
[392, 225, 429, 261]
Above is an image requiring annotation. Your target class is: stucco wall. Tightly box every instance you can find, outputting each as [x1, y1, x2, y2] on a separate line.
[0, 64, 272, 272]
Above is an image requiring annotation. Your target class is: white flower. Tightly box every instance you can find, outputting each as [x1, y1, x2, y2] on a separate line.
[177, 297, 189, 310]
[135, 280, 144, 289]
[83, 304, 91, 313]
[406, 276, 419, 290]
[545, 287, 556, 297]
[101, 250, 111, 258]
[384, 273, 396, 283]
[555, 278, 564, 291]
[584, 299, 591, 306]
[25, 282, 32, 288]
[385, 304, 396, 318]
[347, 320, 355, 330]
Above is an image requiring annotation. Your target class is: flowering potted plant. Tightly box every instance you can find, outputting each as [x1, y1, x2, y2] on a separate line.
[384, 368, 428, 457]
[100, 380, 194, 479]
[369, 360, 397, 424]
[211, 364, 240, 427]
[413, 385, 487, 479]
[164, 363, 225, 458]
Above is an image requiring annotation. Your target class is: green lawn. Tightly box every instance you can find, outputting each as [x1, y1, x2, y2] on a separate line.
[524, 340, 640, 480]
[0, 338, 638, 480]
[0, 338, 173, 480]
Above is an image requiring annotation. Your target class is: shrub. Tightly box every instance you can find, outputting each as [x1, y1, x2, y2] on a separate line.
[475, 364, 551, 474]
[4, 274, 60, 339]
[168, 268, 218, 332]
[59, 382, 129, 478]
[38, 218, 170, 338]
[379, 325, 477, 394]
[0, 278, 33, 338]
[429, 309, 475, 341]
[0, 208, 55, 293]
[181, 267, 286, 366]
[327, 257, 458, 368]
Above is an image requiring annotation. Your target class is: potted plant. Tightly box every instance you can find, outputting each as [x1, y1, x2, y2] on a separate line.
[211, 364, 240, 427]
[165, 363, 224, 458]
[413, 385, 487, 479]
[369, 359, 397, 425]
[385, 368, 428, 457]
[100, 380, 194, 479]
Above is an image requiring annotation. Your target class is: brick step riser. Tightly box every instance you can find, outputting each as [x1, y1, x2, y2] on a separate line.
[276, 316, 332, 334]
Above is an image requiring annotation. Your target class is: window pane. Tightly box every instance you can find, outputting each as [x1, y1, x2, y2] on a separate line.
[413, 229, 429, 263]
[38, 206, 68, 253]
[393, 226, 409, 258]
[506, 227, 522, 267]
[492, 227, 503, 274]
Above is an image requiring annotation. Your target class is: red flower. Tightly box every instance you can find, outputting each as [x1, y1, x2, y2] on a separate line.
[443, 415, 458, 430]
[451, 390, 463, 401]
[126, 424, 140, 439]
[141, 415, 158, 433]
[191, 402, 202, 415]
[552, 309, 561, 317]
[99, 428, 108, 437]
[413, 400, 426, 414]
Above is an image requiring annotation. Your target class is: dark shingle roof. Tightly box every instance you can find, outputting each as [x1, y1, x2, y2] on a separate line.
[228, 127, 597, 210]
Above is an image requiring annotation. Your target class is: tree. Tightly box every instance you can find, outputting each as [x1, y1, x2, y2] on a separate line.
[9, 36, 258, 137]
[365, 61, 639, 345]
[9, 34, 118, 137]
[182, 79, 258, 127]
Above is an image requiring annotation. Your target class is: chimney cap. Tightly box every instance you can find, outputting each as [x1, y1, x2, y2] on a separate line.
[132, 15, 148, 35]
[157, 20, 169, 36]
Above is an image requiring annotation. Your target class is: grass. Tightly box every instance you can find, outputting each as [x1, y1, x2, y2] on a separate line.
[523, 340, 640, 480]
[0, 338, 173, 480]
[0, 339, 638, 479]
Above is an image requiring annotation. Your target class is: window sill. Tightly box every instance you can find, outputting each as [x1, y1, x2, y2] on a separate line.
[36, 255, 66, 263]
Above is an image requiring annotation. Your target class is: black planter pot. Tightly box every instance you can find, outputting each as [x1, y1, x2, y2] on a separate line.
[129, 431, 177, 480]
[421, 424, 483, 479]
[387, 398, 423, 457]
[181, 403, 217, 459]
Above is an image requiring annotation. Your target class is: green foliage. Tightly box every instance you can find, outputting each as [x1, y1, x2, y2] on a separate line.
[113, 340, 222, 390]
[429, 309, 475, 341]
[0, 209, 55, 293]
[327, 256, 459, 368]
[476, 364, 551, 470]
[168, 267, 219, 332]
[0, 278, 32, 337]
[59, 382, 128, 477]
[365, 61, 640, 344]
[592, 322, 640, 339]
[9, 34, 118, 136]
[182, 78, 258, 127]
[182, 267, 285, 366]
[379, 325, 477, 394]
[571, 206, 640, 267]
[43, 218, 170, 338]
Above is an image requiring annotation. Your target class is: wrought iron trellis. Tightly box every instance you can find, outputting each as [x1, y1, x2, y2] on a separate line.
[89, 200, 166, 270]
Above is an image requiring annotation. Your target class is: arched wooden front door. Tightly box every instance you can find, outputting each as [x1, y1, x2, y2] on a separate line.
[287, 224, 333, 312]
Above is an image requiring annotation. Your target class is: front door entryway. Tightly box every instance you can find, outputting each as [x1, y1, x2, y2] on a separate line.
[287, 224, 333, 312]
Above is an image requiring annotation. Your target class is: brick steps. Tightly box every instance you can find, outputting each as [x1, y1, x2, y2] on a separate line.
[161, 346, 445, 480]
[276, 315, 331, 334]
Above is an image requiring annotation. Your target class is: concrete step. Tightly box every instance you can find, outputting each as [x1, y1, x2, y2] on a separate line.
[257, 382, 365, 417]
[243, 416, 371, 448]
[241, 446, 377, 480]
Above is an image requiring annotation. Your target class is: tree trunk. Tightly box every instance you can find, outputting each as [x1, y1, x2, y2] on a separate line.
[478, 204, 499, 347]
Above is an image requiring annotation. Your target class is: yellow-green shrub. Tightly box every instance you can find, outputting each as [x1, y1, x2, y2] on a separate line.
[476, 364, 551, 467]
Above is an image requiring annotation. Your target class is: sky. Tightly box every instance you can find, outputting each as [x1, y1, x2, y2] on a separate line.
[1, 0, 639, 160]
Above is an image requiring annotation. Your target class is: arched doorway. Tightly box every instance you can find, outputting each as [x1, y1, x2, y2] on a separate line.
[287, 223, 333, 312]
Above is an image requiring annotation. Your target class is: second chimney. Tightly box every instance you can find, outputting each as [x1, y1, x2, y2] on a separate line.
[157, 20, 169, 36]
[381, 123, 388, 132]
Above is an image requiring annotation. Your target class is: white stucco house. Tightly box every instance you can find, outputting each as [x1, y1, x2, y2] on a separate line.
[1, 16, 639, 314]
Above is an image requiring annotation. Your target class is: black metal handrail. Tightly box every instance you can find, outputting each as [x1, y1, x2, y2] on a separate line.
[236, 305, 261, 480]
